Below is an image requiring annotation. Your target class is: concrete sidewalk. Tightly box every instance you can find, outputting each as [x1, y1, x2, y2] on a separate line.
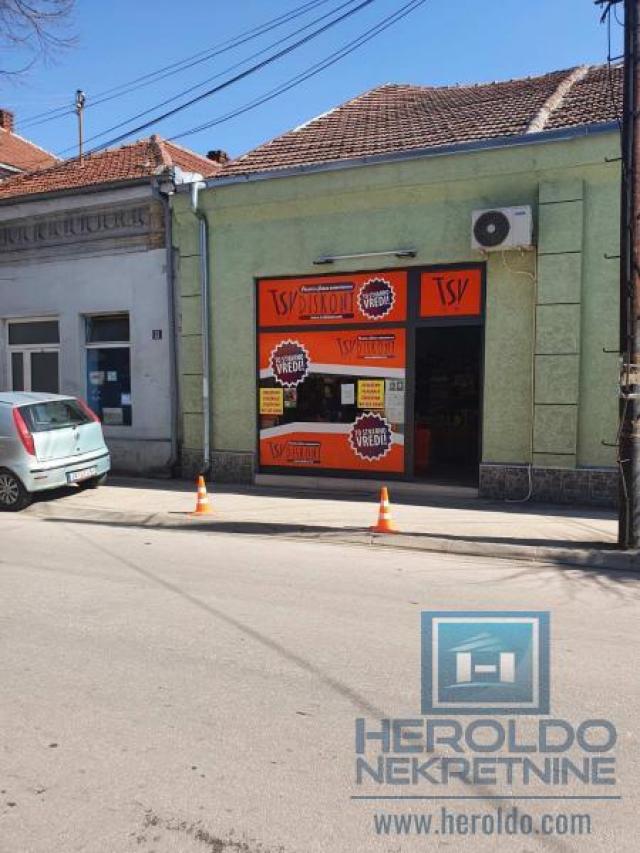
[19, 475, 636, 571]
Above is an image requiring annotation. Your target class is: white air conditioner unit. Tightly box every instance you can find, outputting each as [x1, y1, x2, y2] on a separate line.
[471, 206, 534, 252]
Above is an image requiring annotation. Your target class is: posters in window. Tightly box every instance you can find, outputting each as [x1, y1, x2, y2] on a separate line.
[258, 328, 405, 473]
[385, 379, 405, 423]
[340, 383, 355, 405]
[260, 388, 284, 415]
[357, 380, 385, 409]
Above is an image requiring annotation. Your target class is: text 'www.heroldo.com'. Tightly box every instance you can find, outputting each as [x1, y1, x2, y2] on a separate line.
[373, 807, 592, 837]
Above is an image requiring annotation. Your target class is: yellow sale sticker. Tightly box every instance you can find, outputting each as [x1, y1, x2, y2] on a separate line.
[357, 379, 385, 409]
[260, 387, 284, 415]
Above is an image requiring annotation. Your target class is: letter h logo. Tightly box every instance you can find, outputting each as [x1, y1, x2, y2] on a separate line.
[421, 611, 550, 715]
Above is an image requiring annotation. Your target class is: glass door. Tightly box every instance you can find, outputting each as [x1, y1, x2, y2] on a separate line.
[8, 320, 60, 393]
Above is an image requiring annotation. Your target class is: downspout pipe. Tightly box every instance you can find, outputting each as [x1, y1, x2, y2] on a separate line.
[191, 180, 211, 475]
[153, 177, 180, 475]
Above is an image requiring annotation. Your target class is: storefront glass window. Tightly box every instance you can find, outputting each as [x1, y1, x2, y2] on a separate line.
[85, 313, 132, 426]
[257, 272, 408, 474]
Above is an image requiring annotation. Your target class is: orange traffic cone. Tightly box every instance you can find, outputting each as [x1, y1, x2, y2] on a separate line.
[370, 486, 397, 534]
[192, 475, 213, 515]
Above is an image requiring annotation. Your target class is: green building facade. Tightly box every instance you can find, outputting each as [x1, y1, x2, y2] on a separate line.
[172, 91, 621, 505]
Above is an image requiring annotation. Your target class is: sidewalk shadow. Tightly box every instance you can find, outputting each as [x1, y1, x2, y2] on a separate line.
[102, 476, 616, 521]
[497, 562, 640, 597]
[40, 515, 619, 552]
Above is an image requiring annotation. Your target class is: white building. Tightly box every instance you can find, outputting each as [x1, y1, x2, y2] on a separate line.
[0, 136, 222, 473]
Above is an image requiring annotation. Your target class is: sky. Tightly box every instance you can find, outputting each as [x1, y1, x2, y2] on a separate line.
[0, 0, 624, 163]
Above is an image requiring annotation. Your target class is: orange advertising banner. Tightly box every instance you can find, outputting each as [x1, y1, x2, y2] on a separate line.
[420, 268, 483, 318]
[259, 327, 406, 378]
[258, 326, 406, 472]
[259, 424, 405, 473]
[258, 271, 408, 327]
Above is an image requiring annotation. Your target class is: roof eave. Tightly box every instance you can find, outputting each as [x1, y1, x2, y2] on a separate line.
[199, 120, 619, 189]
[0, 175, 155, 208]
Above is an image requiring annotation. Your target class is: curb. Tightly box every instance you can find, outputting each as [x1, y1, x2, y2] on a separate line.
[26, 504, 639, 572]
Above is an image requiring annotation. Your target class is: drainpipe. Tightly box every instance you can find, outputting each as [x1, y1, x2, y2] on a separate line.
[154, 177, 180, 475]
[190, 179, 211, 475]
[163, 191, 180, 474]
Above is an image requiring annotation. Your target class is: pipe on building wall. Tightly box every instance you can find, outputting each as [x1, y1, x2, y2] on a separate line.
[163, 195, 180, 474]
[156, 186, 180, 474]
[190, 180, 211, 475]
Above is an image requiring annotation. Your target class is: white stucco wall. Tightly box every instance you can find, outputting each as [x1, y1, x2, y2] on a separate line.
[0, 187, 174, 473]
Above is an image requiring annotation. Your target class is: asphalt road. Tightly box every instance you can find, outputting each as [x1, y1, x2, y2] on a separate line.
[0, 512, 638, 852]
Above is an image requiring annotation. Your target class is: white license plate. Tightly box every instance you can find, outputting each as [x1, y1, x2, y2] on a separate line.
[67, 466, 97, 484]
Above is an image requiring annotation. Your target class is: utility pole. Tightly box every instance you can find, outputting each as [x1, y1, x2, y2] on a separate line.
[598, 0, 640, 546]
[75, 89, 86, 163]
[613, 0, 640, 547]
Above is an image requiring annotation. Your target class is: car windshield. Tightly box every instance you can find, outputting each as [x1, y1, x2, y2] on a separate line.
[20, 400, 92, 433]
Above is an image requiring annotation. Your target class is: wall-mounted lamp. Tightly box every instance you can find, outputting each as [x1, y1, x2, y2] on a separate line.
[312, 248, 417, 265]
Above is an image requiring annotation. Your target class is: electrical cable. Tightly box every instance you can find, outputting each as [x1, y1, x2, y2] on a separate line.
[169, 0, 428, 142]
[54, 0, 364, 156]
[18, 0, 336, 128]
[81, 0, 379, 156]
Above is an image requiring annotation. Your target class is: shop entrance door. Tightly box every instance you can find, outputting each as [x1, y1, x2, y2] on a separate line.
[413, 325, 481, 484]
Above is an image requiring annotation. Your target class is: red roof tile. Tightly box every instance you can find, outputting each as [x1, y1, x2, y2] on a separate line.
[221, 64, 622, 177]
[0, 135, 221, 200]
[546, 63, 622, 129]
[0, 126, 57, 173]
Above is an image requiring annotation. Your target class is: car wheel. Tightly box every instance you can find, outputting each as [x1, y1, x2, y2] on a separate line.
[79, 473, 108, 490]
[0, 469, 31, 512]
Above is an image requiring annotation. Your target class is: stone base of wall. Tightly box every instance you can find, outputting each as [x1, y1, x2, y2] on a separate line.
[107, 439, 173, 476]
[210, 450, 255, 484]
[179, 448, 206, 480]
[179, 449, 255, 484]
[479, 464, 618, 507]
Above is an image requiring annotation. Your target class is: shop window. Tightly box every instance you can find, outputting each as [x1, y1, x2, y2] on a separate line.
[8, 320, 59, 346]
[85, 313, 132, 426]
[258, 326, 407, 473]
[257, 272, 409, 473]
[86, 314, 129, 343]
[8, 319, 60, 393]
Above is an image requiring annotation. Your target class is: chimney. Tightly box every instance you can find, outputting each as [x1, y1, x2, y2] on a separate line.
[206, 149, 230, 165]
[0, 109, 15, 133]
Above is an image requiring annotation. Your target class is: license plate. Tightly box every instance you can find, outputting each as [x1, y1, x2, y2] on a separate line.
[67, 466, 97, 484]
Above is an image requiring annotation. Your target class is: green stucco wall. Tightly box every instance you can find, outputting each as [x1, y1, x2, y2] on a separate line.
[172, 132, 620, 477]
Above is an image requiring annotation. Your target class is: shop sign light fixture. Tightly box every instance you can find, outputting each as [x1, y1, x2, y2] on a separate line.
[312, 248, 417, 265]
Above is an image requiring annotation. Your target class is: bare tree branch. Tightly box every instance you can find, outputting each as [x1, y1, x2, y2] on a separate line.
[0, 0, 75, 74]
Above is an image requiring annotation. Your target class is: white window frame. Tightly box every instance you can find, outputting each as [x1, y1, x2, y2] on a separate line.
[7, 318, 60, 393]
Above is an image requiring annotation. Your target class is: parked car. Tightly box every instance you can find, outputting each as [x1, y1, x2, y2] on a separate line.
[0, 392, 110, 511]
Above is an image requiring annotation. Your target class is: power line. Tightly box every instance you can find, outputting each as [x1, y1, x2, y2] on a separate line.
[55, 0, 364, 156]
[170, 0, 428, 143]
[18, 0, 336, 129]
[83, 0, 379, 155]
